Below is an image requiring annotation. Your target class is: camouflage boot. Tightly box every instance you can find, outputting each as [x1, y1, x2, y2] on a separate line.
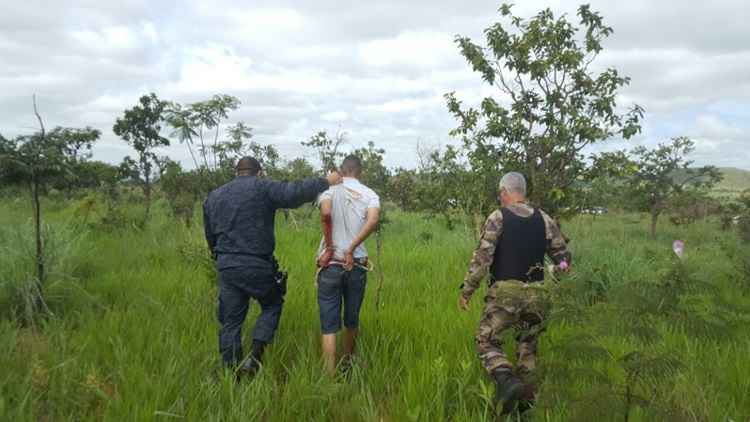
[493, 369, 525, 415]
[516, 367, 538, 413]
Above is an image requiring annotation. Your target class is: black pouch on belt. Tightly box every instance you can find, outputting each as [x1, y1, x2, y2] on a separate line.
[272, 257, 288, 296]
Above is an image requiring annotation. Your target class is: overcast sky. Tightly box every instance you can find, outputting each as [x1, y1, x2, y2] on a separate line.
[1, 0, 748, 169]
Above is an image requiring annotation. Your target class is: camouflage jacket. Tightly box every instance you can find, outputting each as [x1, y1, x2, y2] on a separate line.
[461, 202, 571, 300]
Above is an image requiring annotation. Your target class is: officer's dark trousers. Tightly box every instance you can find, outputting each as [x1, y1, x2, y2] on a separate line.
[217, 267, 284, 367]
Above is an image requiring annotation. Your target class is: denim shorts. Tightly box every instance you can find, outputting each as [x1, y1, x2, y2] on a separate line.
[317, 265, 368, 334]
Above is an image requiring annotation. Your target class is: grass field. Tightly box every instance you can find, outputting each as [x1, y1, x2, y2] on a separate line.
[1, 196, 749, 421]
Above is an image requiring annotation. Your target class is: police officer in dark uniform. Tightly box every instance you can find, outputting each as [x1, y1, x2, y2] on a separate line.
[203, 157, 342, 378]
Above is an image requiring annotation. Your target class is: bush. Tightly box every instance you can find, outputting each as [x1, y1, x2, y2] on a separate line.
[0, 223, 87, 325]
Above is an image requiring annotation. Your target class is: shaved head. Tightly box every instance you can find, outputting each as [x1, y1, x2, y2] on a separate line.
[340, 155, 363, 177]
[236, 156, 262, 176]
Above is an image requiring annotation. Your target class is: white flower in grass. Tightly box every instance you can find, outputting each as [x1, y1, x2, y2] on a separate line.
[672, 240, 685, 259]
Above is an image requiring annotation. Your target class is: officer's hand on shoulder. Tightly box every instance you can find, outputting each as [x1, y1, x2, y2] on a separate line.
[326, 171, 342, 186]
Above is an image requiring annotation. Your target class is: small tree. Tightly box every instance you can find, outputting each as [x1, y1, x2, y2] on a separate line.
[225, 123, 280, 176]
[113, 93, 170, 223]
[351, 141, 389, 194]
[302, 130, 346, 173]
[166, 94, 241, 172]
[445, 3, 643, 217]
[387, 168, 419, 212]
[583, 150, 634, 212]
[278, 157, 316, 182]
[48, 127, 102, 197]
[159, 160, 204, 227]
[624, 137, 722, 237]
[0, 97, 99, 316]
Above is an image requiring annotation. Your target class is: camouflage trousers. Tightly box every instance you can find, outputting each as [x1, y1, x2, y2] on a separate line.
[475, 280, 551, 376]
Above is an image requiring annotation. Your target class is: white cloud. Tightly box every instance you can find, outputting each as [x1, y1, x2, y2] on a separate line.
[72, 25, 138, 50]
[0, 0, 749, 170]
[358, 30, 456, 68]
[321, 111, 349, 122]
[141, 22, 158, 44]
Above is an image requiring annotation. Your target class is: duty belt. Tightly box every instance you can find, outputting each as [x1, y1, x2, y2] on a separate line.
[215, 252, 273, 261]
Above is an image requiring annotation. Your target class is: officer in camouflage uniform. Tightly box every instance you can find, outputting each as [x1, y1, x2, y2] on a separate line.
[459, 172, 571, 414]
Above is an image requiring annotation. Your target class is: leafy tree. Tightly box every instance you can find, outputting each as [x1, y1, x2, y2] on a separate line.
[387, 168, 419, 212]
[666, 190, 719, 226]
[167, 96, 279, 192]
[580, 150, 635, 212]
[159, 160, 203, 227]
[166, 94, 240, 171]
[412, 145, 492, 231]
[720, 189, 750, 241]
[113, 93, 170, 223]
[225, 122, 280, 177]
[302, 130, 346, 173]
[278, 157, 316, 181]
[622, 137, 722, 237]
[46, 127, 102, 197]
[52, 160, 119, 197]
[0, 98, 99, 316]
[351, 141, 389, 195]
[445, 3, 644, 217]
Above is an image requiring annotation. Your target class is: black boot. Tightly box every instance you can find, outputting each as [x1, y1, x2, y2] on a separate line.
[493, 369, 525, 415]
[237, 340, 266, 381]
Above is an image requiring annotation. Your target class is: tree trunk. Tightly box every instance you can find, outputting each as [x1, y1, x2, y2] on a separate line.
[32, 176, 45, 313]
[144, 170, 151, 224]
[650, 210, 659, 238]
[624, 383, 631, 422]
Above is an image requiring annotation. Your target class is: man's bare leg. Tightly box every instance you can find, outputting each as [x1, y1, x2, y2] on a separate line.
[322, 333, 337, 376]
[343, 327, 358, 359]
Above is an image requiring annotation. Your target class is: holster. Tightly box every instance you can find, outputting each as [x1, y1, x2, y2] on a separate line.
[272, 257, 288, 296]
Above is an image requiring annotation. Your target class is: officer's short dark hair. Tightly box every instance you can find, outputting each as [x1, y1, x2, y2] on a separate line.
[236, 157, 262, 176]
[340, 155, 362, 176]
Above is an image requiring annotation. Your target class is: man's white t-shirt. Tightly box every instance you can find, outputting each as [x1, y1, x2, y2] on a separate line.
[317, 177, 380, 260]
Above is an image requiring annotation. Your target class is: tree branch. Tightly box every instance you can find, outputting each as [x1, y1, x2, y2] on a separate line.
[33, 94, 46, 138]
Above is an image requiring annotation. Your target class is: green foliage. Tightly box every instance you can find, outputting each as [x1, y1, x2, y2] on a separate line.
[0, 222, 87, 326]
[277, 157, 316, 182]
[445, 3, 643, 217]
[113, 93, 170, 222]
[0, 126, 101, 189]
[0, 197, 749, 420]
[0, 105, 100, 318]
[666, 190, 720, 226]
[602, 137, 723, 237]
[413, 145, 487, 229]
[159, 160, 203, 226]
[165, 94, 240, 171]
[387, 168, 419, 212]
[301, 130, 346, 173]
[541, 258, 744, 421]
[165, 95, 281, 194]
[351, 141, 390, 195]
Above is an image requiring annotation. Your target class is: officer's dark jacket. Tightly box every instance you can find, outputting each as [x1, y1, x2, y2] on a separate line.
[203, 175, 329, 271]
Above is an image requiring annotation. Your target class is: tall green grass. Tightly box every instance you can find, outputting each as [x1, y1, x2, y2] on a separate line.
[0, 199, 748, 421]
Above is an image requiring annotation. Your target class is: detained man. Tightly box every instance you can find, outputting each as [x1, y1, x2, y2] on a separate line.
[203, 157, 342, 380]
[315, 155, 381, 375]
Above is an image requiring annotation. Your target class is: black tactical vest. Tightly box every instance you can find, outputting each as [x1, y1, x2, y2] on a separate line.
[490, 207, 547, 283]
